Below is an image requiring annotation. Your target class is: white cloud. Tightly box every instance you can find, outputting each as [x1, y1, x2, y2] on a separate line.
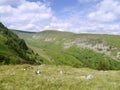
[0, 0, 120, 34]
[88, 0, 120, 22]
[0, 0, 25, 5]
[88, 11, 116, 22]
[78, 0, 98, 3]
[0, 0, 53, 31]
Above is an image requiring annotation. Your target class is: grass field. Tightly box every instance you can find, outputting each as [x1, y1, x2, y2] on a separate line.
[0, 64, 120, 90]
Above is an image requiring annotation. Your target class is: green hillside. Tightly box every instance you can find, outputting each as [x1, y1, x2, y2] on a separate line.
[13, 30, 120, 70]
[0, 22, 43, 64]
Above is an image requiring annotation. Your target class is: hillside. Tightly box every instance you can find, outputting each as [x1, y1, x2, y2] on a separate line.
[13, 30, 120, 70]
[0, 22, 43, 64]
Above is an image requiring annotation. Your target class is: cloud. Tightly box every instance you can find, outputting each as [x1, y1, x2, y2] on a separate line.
[0, 0, 53, 31]
[88, 0, 120, 22]
[48, 5, 120, 35]
[0, 0, 120, 34]
[0, 0, 25, 6]
[45, 21, 72, 31]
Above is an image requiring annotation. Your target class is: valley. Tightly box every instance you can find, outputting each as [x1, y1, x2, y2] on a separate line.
[13, 30, 120, 70]
[1, 0, 120, 89]
[0, 23, 120, 90]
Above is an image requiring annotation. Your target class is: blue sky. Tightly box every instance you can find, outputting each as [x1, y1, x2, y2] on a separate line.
[0, 0, 120, 34]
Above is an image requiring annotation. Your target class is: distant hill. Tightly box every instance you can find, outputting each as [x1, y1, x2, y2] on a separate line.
[12, 30, 120, 70]
[0, 22, 43, 64]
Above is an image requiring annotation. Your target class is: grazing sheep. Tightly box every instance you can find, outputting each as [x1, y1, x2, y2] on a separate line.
[60, 70, 63, 74]
[81, 74, 94, 80]
[86, 74, 94, 80]
[35, 69, 41, 75]
[23, 68, 26, 71]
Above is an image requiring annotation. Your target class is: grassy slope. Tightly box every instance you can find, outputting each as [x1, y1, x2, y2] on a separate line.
[13, 30, 120, 70]
[0, 23, 43, 64]
[0, 65, 120, 90]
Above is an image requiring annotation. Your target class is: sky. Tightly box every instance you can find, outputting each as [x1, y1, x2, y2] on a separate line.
[1, 0, 120, 34]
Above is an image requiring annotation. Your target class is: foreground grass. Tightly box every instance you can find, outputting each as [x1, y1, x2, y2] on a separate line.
[0, 65, 120, 90]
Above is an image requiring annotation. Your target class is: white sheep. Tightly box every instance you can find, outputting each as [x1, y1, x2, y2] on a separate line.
[59, 70, 63, 74]
[23, 68, 26, 71]
[80, 74, 94, 80]
[35, 69, 41, 75]
[86, 74, 94, 80]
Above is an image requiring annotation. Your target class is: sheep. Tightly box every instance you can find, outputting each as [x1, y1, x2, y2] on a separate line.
[86, 74, 94, 80]
[35, 69, 41, 75]
[23, 68, 26, 71]
[81, 74, 94, 80]
[59, 70, 63, 74]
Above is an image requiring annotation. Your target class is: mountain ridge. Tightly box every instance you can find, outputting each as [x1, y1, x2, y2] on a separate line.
[11, 29, 120, 36]
[12, 29, 120, 70]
